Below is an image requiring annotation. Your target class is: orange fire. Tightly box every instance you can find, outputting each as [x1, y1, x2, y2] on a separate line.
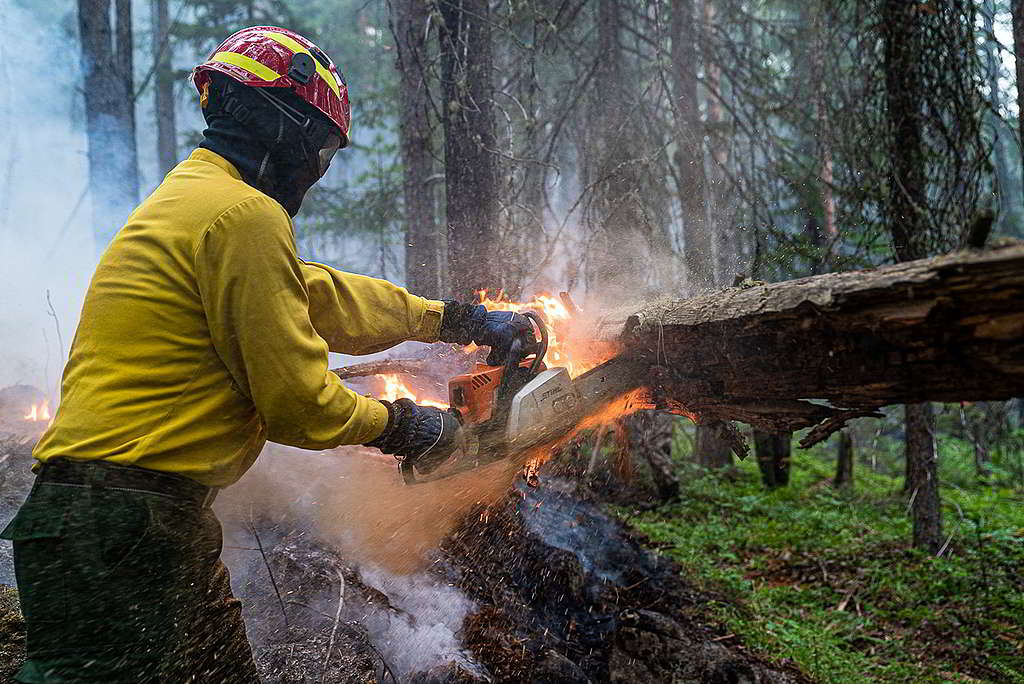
[24, 400, 51, 422]
[379, 373, 449, 409]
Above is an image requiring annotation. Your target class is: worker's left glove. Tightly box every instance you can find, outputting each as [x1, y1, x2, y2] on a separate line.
[365, 398, 461, 474]
[440, 301, 538, 366]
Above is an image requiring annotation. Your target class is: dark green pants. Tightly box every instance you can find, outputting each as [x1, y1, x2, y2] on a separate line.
[1, 474, 259, 683]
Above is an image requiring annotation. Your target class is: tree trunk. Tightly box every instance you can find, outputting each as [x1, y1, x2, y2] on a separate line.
[834, 429, 853, 489]
[702, 0, 737, 285]
[905, 403, 942, 553]
[983, 0, 1013, 233]
[152, 0, 176, 175]
[882, 0, 927, 263]
[671, 0, 713, 290]
[627, 410, 680, 502]
[1012, 0, 1024, 202]
[395, 0, 440, 297]
[753, 430, 790, 489]
[437, 0, 498, 298]
[584, 0, 653, 301]
[695, 421, 732, 470]
[78, 0, 139, 249]
[812, 4, 836, 267]
[882, 0, 943, 554]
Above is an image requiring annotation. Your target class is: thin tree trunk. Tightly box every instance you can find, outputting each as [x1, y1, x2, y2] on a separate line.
[671, 0, 712, 290]
[395, 0, 440, 297]
[153, 0, 177, 175]
[754, 430, 790, 489]
[628, 410, 680, 502]
[78, 0, 139, 249]
[438, 0, 499, 298]
[1012, 0, 1024, 204]
[702, 0, 735, 285]
[983, 0, 1013, 233]
[834, 429, 853, 489]
[812, 4, 836, 264]
[905, 403, 942, 553]
[695, 421, 732, 470]
[585, 0, 652, 300]
[883, 0, 942, 554]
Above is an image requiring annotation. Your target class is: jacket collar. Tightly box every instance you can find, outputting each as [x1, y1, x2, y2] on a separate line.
[188, 148, 244, 181]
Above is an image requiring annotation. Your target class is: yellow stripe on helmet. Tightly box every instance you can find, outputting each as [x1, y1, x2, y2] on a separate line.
[259, 31, 342, 98]
[210, 51, 283, 82]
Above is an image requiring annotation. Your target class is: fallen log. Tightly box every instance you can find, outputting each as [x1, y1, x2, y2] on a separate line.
[591, 241, 1024, 445]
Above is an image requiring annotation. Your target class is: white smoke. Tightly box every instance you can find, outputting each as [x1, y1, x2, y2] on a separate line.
[0, 1, 96, 391]
[357, 566, 478, 677]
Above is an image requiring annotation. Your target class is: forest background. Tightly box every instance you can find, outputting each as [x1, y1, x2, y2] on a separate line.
[0, 0, 1023, 680]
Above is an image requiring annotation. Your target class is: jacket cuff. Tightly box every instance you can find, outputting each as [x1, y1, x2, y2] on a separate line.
[414, 299, 445, 343]
[360, 398, 392, 445]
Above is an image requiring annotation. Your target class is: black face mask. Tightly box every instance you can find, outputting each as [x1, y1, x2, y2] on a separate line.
[198, 74, 341, 217]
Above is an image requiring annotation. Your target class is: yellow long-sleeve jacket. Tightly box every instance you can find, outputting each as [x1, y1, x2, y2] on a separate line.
[33, 148, 444, 487]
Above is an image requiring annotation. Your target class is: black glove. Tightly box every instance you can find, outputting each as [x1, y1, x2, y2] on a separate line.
[440, 301, 538, 366]
[365, 398, 461, 474]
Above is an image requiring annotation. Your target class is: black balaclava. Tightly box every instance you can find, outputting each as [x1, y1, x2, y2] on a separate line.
[199, 72, 338, 217]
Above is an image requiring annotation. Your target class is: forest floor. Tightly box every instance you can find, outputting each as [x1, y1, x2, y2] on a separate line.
[625, 425, 1024, 683]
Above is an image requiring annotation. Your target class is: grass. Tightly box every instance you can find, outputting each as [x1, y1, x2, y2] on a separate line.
[621, 422, 1024, 684]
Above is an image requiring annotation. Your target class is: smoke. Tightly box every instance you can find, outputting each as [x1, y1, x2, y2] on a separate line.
[357, 567, 478, 676]
[0, 2, 97, 391]
[216, 441, 525, 676]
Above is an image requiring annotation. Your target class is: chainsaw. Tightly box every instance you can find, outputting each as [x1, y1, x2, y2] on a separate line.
[399, 312, 646, 485]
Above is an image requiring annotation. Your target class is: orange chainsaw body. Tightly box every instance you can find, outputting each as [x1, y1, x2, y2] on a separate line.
[448, 360, 546, 426]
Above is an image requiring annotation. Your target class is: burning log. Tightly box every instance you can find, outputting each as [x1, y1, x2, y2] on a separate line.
[594, 241, 1024, 445]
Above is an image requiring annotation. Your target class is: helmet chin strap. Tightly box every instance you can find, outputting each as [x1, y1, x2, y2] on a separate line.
[253, 87, 322, 180]
[254, 108, 286, 189]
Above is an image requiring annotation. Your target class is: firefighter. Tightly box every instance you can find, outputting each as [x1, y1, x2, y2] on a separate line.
[1, 26, 534, 683]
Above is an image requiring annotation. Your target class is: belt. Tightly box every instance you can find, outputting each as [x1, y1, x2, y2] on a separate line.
[37, 459, 219, 508]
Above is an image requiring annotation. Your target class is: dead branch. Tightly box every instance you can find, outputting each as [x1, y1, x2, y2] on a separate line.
[329, 359, 429, 380]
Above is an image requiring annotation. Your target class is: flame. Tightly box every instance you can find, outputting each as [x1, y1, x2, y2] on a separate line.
[24, 400, 51, 422]
[475, 290, 617, 377]
[379, 373, 449, 409]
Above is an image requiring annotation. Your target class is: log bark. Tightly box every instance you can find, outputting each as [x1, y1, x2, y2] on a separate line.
[582, 242, 1024, 444]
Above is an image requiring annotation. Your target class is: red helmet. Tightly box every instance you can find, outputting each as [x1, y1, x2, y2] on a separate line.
[193, 26, 350, 146]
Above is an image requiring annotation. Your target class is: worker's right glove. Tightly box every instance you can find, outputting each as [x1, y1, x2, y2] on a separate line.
[439, 301, 538, 366]
[365, 398, 461, 474]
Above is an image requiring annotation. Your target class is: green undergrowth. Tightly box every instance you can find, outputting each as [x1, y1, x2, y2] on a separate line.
[622, 434, 1024, 683]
